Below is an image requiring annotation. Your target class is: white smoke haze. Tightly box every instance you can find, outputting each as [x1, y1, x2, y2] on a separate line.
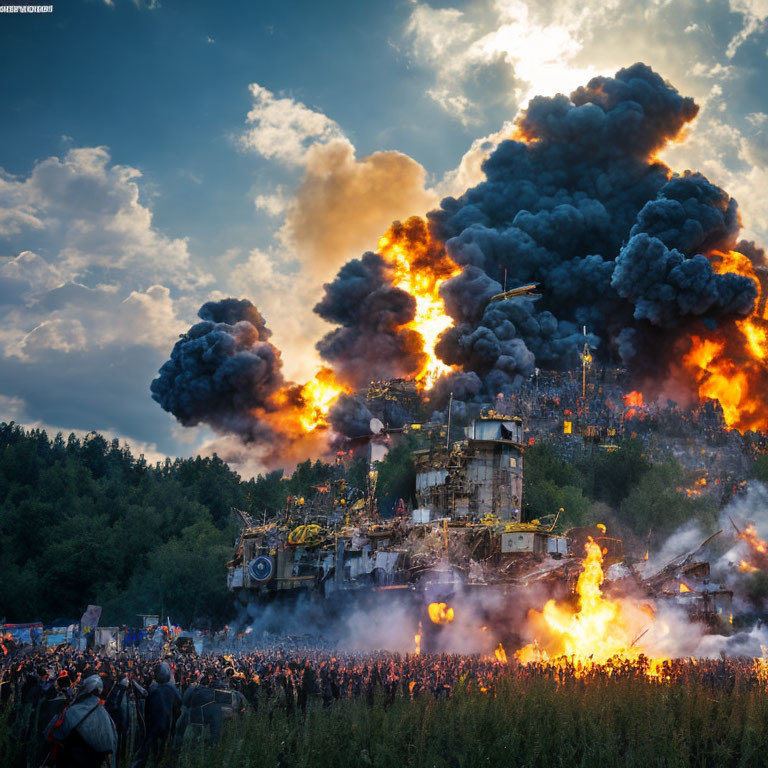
[615, 484, 768, 659]
[695, 624, 768, 659]
[719, 481, 768, 543]
[229, 580, 563, 656]
[640, 601, 708, 659]
[639, 520, 711, 579]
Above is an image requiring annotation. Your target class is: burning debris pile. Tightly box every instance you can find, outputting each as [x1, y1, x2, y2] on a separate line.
[152, 62, 767, 471]
[516, 538, 649, 666]
[219, 403, 768, 664]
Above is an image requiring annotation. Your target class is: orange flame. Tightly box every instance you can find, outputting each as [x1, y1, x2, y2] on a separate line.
[741, 524, 768, 555]
[516, 538, 652, 666]
[427, 602, 455, 625]
[295, 367, 350, 432]
[736, 524, 768, 572]
[267, 367, 351, 435]
[683, 250, 768, 432]
[414, 621, 422, 656]
[494, 643, 507, 663]
[622, 391, 645, 419]
[679, 583, 691, 593]
[378, 217, 460, 388]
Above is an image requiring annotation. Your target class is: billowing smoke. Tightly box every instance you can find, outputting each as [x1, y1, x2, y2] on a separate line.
[151, 298, 368, 468]
[151, 299, 285, 442]
[314, 250, 424, 388]
[316, 63, 760, 403]
[328, 393, 374, 439]
[153, 63, 767, 465]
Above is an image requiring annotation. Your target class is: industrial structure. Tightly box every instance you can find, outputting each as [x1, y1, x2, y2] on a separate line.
[226, 396, 735, 643]
[413, 415, 524, 522]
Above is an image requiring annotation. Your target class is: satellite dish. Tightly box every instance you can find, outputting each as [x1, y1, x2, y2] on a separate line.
[369, 418, 385, 435]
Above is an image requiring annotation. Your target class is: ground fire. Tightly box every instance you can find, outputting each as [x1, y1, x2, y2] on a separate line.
[516, 538, 654, 667]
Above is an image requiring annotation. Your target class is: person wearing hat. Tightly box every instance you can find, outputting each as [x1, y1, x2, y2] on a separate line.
[45, 674, 117, 767]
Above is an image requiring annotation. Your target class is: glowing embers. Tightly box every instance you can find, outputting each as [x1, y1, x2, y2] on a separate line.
[516, 537, 652, 667]
[377, 217, 460, 389]
[427, 602, 455, 626]
[684, 250, 768, 433]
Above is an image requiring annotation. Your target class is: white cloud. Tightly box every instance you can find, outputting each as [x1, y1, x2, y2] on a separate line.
[240, 83, 346, 165]
[1, 279, 183, 361]
[0, 250, 63, 297]
[0, 393, 28, 422]
[0, 147, 202, 360]
[254, 187, 291, 217]
[0, 172, 44, 235]
[404, 0, 601, 124]
[473, 1, 599, 97]
[0, 146, 210, 453]
[0, 147, 209, 290]
[726, 0, 768, 57]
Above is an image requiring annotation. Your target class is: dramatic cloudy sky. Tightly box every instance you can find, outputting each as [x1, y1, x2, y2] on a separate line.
[1, 0, 766, 466]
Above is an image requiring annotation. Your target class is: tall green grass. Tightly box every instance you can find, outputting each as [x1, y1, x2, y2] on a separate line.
[4, 677, 768, 767]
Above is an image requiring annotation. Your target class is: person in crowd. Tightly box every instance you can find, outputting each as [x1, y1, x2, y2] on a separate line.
[133, 662, 180, 767]
[44, 674, 117, 768]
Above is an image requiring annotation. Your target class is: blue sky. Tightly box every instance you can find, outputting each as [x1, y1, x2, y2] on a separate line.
[1, 0, 767, 474]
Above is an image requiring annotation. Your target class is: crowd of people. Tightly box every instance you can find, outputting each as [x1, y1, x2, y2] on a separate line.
[4, 640, 768, 766]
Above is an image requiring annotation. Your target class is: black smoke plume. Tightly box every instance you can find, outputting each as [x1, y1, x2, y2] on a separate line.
[314, 252, 423, 388]
[151, 298, 284, 442]
[153, 64, 765, 464]
[317, 62, 759, 400]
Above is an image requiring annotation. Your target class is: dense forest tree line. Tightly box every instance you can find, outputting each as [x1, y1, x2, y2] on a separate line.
[0, 424, 361, 627]
[0, 423, 753, 628]
[522, 439, 723, 545]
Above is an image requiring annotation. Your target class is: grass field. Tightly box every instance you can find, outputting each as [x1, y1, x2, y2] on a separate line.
[4, 675, 768, 767]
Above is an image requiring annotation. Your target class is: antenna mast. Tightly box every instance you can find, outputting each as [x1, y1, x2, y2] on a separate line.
[581, 326, 591, 399]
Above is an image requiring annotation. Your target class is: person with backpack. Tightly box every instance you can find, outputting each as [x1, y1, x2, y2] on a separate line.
[45, 674, 118, 768]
